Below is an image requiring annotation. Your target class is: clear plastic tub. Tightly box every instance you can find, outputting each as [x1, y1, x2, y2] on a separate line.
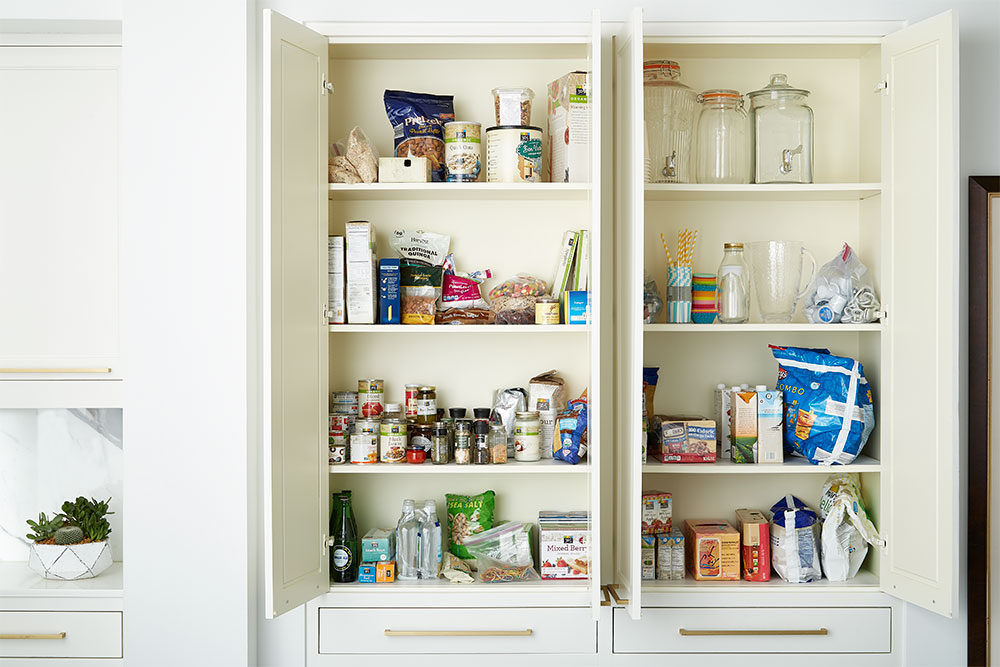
[491, 87, 534, 126]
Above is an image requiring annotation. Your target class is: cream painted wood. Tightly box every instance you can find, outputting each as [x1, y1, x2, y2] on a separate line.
[0, 611, 121, 658]
[614, 6, 644, 621]
[262, 10, 330, 619]
[612, 607, 891, 654]
[878, 10, 958, 618]
[0, 47, 119, 379]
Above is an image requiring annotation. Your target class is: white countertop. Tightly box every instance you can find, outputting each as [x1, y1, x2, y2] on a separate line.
[0, 561, 122, 598]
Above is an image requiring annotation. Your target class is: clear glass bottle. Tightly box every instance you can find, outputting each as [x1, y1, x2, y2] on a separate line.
[489, 423, 508, 464]
[643, 60, 698, 184]
[513, 410, 542, 462]
[747, 74, 814, 184]
[716, 243, 750, 324]
[383, 402, 402, 422]
[695, 89, 750, 184]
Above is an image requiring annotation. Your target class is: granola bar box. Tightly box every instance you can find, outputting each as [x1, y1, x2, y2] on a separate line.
[539, 527, 590, 580]
[656, 417, 717, 463]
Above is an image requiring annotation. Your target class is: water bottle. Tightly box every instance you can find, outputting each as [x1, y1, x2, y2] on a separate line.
[395, 499, 422, 580]
[419, 500, 442, 579]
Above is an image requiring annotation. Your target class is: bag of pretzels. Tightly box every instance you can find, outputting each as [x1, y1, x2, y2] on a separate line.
[384, 89, 455, 182]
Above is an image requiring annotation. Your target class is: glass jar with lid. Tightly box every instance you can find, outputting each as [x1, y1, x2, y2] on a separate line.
[716, 243, 750, 324]
[489, 423, 508, 464]
[643, 60, 698, 183]
[415, 386, 437, 425]
[431, 422, 450, 465]
[513, 410, 542, 462]
[747, 73, 814, 184]
[695, 89, 750, 184]
[454, 419, 472, 465]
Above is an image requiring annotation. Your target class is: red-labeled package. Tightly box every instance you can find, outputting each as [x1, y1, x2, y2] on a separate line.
[736, 508, 770, 581]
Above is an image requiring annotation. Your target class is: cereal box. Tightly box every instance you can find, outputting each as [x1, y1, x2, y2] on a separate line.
[736, 509, 770, 581]
[641, 534, 656, 580]
[539, 528, 590, 580]
[656, 417, 717, 463]
[685, 520, 740, 581]
[641, 490, 672, 535]
[656, 530, 685, 580]
[547, 71, 591, 183]
[730, 390, 758, 463]
[756, 388, 784, 464]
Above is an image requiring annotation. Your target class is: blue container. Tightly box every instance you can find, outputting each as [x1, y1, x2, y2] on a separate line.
[379, 258, 401, 324]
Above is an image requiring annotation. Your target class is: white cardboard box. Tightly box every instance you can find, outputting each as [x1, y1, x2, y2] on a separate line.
[346, 221, 376, 324]
[547, 71, 591, 183]
[328, 235, 345, 324]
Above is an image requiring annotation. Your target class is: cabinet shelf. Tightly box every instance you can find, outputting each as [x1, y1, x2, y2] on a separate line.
[643, 570, 879, 592]
[330, 324, 590, 334]
[331, 460, 589, 474]
[329, 182, 591, 201]
[642, 454, 880, 474]
[644, 323, 882, 333]
[643, 183, 882, 201]
[0, 561, 123, 598]
[329, 578, 590, 593]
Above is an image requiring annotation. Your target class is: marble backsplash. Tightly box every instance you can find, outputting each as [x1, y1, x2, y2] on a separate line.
[0, 409, 123, 561]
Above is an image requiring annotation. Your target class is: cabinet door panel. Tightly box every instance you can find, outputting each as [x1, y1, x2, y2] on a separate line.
[0, 48, 119, 378]
[263, 9, 330, 619]
[613, 6, 644, 620]
[880, 10, 957, 617]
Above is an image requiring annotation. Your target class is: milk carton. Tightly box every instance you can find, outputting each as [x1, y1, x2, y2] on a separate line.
[756, 386, 784, 464]
[730, 389, 757, 464]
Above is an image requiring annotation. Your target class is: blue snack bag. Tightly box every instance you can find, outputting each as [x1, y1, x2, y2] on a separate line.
[770, 345, 875, 465]
[383, 89, 455, 182]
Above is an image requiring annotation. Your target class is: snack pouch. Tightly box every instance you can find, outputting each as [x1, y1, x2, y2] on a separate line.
[446, 490, 495, 560]
[400, 261, 443, 325]
[439, 254, 492, 311]
[770, 345, 875, 465]
[383, 90, 455, 182]
[819, 473, 885, 581]
[390, 229, 451, 266]
[554, 390, 589, 464]
[769, 494, 822, 583]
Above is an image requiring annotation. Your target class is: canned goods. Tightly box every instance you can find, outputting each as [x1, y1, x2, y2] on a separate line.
[350, 419, 379, 464]
[486, 125, 543, 183]
[358, 379, 384, 418]
[444, 121, 482, 182]
[379, 418, 408, 464]
[329, 432, 347, 465]
[330, 413, 355, 434]
[404, 384, 420, 418]
[331, 391, 358, 415]
[535, 296, 560, 325]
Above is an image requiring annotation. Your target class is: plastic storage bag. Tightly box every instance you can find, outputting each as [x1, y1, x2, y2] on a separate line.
[643, 273, 663, 324]
[489, 274, 548, 325]
[769, 494, 822, 583]
[819, 473, 885, 581]
[463, 521, 538, 583]
[803, 243, 881, 324]
[770, 345, 875, 465]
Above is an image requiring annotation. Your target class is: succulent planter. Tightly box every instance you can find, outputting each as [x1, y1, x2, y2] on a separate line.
[28, 540, 112, 580]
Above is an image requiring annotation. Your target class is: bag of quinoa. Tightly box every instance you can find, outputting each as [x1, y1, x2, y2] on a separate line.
[383, 90, 455, 182]
[446, 490, 496, 560]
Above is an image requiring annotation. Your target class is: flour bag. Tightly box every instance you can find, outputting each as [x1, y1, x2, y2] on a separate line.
[769, 494, 822, 583]
[819, 473, 885, 581]
[770, 345, 875, 465]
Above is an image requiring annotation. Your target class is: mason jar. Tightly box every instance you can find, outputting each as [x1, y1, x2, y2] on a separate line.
[695, 89, 750, 184]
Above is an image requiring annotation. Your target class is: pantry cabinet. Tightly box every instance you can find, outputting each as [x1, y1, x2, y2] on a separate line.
[612, 6, 958, 643]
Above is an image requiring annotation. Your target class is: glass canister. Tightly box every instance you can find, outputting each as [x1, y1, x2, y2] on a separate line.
[716, 243, 750, 323]
[643, 60, 698, 183]
[747, 74, 814, 184]
[695, 89, 750, 184]
[513, 410, 542, 462]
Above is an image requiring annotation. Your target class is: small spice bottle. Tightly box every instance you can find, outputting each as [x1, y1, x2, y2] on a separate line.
[448, 407, 467, 419]
[535, 296, 560, 325]
[416, 386, 437, 425]
[454, 419, 473, 465]
[514, 410, 542, 461]
[489, 423, 508, 464]
[431, 422, 450, 465]
[383, 402, 403, 422]
[473, 419, 491, 464]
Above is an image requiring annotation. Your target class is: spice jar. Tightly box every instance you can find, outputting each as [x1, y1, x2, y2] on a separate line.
[454, 419, 472, 465]
[716, 243, 750, 324]
[489, 423, 508, 464]
[695, 89, 750, 184]
[535, 296, 560, 325]
[513, 410, 542, 462]
[643, 60, 698, 183]
[747, 74, 814, 184]
[448, 407, 467, 419]
[406, 443, 427, 464]
[431, 422, 450, 465]
[473, 419, 491, 464]
[416, 386, 437, 425]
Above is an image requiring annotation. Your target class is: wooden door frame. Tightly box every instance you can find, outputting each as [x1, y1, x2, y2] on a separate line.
[969, 175, 997, 667]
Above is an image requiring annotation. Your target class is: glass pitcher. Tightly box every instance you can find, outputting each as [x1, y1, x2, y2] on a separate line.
[695, 89, 750, 184]
[748, 240, 817, 322]
[643, 60, 698, 183]
[748, 74, 814, 184]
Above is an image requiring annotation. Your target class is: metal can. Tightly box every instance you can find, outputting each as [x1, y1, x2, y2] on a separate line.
[330, 413, 355, 435]
[404, 384, 420, 418]
[379, 418, 408, 464]
[431, 422, 450, 464]
[350, 419, 379, 464]
[329, 432, 347, 465]
[331, 391, 358, 415]
[535, 296, 560, 325]
[410, 424, 433, 454]
[444, 121, 482, 182]
[485, 125, 543, 183]
[358, 379, 384, 418]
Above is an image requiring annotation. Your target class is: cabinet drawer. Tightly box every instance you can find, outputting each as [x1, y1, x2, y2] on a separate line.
[613, 607, 890, 654]
[318, 607, 595, 655]
[0, 611, 122, 658]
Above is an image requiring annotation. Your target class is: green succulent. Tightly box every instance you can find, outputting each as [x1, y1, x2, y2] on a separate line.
[25, 512, 65, 542]
[59, 496, 113, 542]
[54, 525, 84, 545]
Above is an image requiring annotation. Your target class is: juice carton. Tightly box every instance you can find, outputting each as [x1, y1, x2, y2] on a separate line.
[641, 534, 656, 580]
[376, 560, 395, 583]
[641, 490, 672, 535]
[659, 417, 717, 463]
[361, 528, 395, 563]
[656, 529, 685, 580]
[756, 387, 784, 464]
[730, 389, 758, 463]
[684, 520, 740, 581]
[736, 509, 771, 581]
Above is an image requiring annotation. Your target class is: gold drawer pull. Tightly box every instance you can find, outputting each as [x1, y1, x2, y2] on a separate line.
[680, 628, 828, 637]
[384, 629, 532, 637]
[0, 368, 111, 374]
[601, 585, 612, 606]
[607, 583, 629, 605]
[0, 632, 67, 640]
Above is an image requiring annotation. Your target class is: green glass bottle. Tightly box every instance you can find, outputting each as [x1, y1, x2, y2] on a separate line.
[330, 490, 358, 583]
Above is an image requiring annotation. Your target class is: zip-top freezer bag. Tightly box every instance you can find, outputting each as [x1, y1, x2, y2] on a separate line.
[769, 494, 822, 583]
[819, 473, 885, 581]
[770, 345, 875, 465]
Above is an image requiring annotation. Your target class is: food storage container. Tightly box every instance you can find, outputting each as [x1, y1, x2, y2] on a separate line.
[748, 73, 814, 184]
[695, 89, 750, 184]
[514, 410, 542, 462]
[491, 87, 534, 126]
[643, 60, 698, 183]
[485, 126, 542, 183]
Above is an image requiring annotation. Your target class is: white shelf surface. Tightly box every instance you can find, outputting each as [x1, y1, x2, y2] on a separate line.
[0, 561, 122, 598]
[644, 183, 882, 201]
[331, 460, 589, 474]
[330, 324, 590, 333]
[329, 182, 591, 201]
[330, 578, 590, 593]
[643, 570, 880, 592]
[642, 454, 881, 474]
[644, 323, 882, 333]
[323, 577, 592, 607]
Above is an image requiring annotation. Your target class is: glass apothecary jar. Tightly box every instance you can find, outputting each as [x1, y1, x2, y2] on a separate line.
[748, 74, 814, 184]
[695, 89, 750, 184]
[643, 60, 698, 183]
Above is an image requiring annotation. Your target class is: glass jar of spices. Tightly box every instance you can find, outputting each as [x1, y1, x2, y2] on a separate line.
[514, 410, 542, 461]
[473, 419, 491, 464]
[416, 386, 437, 425]
[489, 423, 508, 464]
[431, 422, 450, 465]
[454, 419, 472, 465]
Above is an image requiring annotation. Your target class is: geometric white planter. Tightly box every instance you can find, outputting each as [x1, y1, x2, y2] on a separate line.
[27, 540, 112, 580]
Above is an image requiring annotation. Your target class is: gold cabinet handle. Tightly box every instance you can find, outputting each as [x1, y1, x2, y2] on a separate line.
[0, 368, 111, 373]
[384, 629, 532, 637]
[601, 585, 612, 606]
[679, 628, 828, 637]
[607, 583, 629, 606]
[0, 632, 67, 640]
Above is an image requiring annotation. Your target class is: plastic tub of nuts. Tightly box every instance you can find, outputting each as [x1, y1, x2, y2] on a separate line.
[492, 87, 534, 126]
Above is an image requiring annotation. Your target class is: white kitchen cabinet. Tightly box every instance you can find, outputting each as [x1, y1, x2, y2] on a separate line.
[611, 8, 958, 663]
[0, 46, 120, 381]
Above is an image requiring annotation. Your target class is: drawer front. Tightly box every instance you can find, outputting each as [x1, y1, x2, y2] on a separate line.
[614, 607, 891, 654]
[319, 607, 595, 655]
[0, 611, 122, 658]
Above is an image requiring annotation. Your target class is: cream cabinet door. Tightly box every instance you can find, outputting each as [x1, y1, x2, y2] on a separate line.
[0, 47, 119, 379]
[879, 10, 958, 617]
[262, 10, 330, 618]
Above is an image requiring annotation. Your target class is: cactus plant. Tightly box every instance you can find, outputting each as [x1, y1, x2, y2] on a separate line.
[54, 525, 84, 545]
[25, 512, 65, 542]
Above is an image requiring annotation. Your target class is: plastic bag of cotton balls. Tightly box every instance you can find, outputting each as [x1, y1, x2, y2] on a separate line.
[804, 244, 881, 324]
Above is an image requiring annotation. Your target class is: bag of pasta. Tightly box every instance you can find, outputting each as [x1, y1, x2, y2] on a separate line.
[463, 521, 538, 583]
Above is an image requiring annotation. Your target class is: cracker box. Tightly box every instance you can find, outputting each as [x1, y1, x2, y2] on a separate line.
[736, 509, 770, 581]
[376, 560, 395, 583]
[378, 258, 401, 325]
[358, 563, 377, 583]
[361, 528, 395, 563]
[547, 71, 591, 183]
[641, 534, 656, 580]
[656, 529, 685, 581]
[641, 490, 672, 535]
[730, 389, 758, 463]
[328, 235, 346, 324]
[685, 520, 740, 581]
[540, 528, 590, 580]
[756, 388, 784, 464]
[657, 418, 717, 463]
[346, 221, 376, 324]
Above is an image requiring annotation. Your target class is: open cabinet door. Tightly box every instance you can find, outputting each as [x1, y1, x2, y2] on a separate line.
[262, 9, 330, 619]
[880, 10, 958, 617]
[613, 6, 643, 621]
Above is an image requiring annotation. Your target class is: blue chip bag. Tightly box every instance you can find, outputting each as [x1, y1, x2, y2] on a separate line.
[554, 391, 588, 464]
[383, 89, 455, 182]
[770, 345, 875, 465]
